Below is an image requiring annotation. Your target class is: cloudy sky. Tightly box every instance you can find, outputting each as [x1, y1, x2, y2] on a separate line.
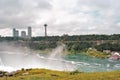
[0, 0, 120, 36]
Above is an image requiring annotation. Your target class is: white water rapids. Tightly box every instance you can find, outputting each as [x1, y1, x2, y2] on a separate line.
[0, 42, 120, 72]
[0, 42, 75, 72]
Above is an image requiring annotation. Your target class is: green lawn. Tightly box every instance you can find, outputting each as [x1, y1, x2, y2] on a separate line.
[0, 69, 120, 80]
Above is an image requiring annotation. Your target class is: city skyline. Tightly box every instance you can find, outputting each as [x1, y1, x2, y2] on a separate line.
[0, 0, 120, 36]
[13, 27, 32, 38]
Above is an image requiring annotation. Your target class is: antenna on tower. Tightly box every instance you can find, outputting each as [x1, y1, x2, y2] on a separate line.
[44, 24, 47, 37]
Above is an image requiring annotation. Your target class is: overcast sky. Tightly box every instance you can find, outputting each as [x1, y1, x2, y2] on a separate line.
[0, 0, 120, 36]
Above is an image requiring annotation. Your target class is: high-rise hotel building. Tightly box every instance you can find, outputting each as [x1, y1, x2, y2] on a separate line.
[13, 28, 19, 37]
[13, 26, 32, 39]
[28, 26, 32, 39]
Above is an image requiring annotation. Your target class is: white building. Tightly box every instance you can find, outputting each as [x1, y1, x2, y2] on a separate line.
[21, 31, 26, 38]
[13, 28, 19, 37]
[13, 27, 32, 39]
[28, 26, 32, 39]
[16, 30, 19, 37]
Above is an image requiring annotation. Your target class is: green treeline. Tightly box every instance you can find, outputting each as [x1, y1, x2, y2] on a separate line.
[0, 34, 120, 52]
[95, 43, 120, 51]
[1, 34, 120, 41]
[30, 34, 120, 52]
[29, 42, 57, 50]
[65, 42, 92, 53]
[32, 34, 120, 41]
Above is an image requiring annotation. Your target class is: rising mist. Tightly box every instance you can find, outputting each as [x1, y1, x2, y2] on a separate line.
[0, 42, 75, 72]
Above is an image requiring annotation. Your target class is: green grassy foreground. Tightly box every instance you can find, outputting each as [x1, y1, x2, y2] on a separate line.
[0, 69, 120, 80]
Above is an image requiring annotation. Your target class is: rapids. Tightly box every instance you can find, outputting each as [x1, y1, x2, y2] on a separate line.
[0, 42, 120, 72]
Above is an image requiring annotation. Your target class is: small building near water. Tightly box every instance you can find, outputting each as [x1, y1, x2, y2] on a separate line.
[109, 52, 120, 60]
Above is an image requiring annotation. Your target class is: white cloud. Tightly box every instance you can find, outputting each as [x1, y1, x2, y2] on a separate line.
[0, 0, 120, 36]
[0, 28, 12, 36]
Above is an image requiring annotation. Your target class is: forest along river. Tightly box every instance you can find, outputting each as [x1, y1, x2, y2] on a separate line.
[0, 51, 120, 72]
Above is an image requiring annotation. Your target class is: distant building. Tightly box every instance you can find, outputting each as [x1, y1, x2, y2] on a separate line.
[109, 52, 120, 60]
[13, 28, 19, 37]
[103, 50, 111, 54]
[21, 31, 26, 38]
[16, 30, 19, 37]
[28, 26, 32, 38]
[13, 27, 32, 39]
[13, 28, 16, 37]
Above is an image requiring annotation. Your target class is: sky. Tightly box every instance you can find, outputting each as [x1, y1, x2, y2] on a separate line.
[0, 0, 120, 36]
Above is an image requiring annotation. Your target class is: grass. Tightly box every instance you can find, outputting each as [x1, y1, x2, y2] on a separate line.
[0, 68, 120, 80]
